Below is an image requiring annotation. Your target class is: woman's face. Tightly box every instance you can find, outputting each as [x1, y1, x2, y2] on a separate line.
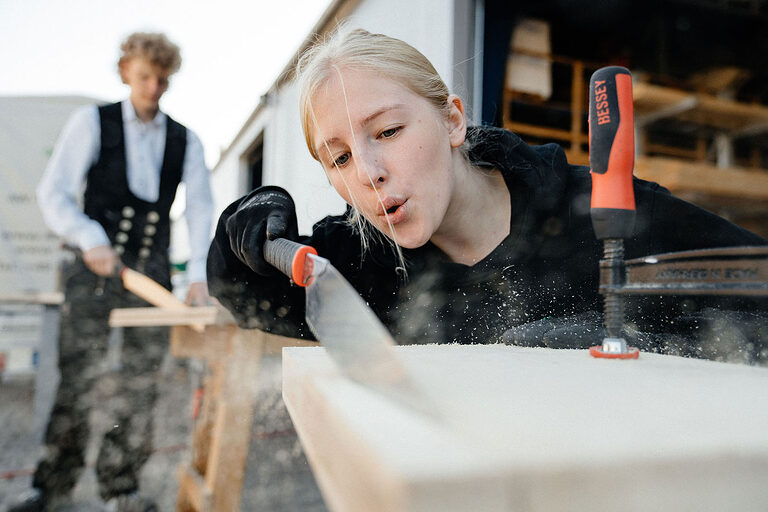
[310, 67, 466, 248]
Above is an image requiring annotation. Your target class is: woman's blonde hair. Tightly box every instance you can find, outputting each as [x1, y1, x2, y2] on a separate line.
[118, 32, 182, 74]
[295, 28, 459, 270]
[296, 28, 451, 160]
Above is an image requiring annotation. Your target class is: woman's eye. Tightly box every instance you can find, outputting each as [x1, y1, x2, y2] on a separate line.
[333, 153, 350, 167]
[380, 127, 400, 138]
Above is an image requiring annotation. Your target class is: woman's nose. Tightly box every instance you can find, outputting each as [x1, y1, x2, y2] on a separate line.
[356, 148, 386, 187]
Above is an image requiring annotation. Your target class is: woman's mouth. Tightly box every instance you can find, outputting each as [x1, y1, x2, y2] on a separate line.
[378, 197, 408, 225]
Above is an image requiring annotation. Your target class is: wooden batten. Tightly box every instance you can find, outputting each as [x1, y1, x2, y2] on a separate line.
[634, 156, 768, 201]
[109, 306, 234, 328]
[633, 82, 768, 132]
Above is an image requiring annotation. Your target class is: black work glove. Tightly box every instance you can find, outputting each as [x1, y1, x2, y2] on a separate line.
[224, 186, 299, 276]
[501, 311, 607, 349]
[501, 308, 768, 362]
[502, 311, 696, 352]
[501, 310, 673, 350]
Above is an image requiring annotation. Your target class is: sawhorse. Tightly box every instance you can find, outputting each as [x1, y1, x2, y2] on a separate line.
[109, 306, 316, 512]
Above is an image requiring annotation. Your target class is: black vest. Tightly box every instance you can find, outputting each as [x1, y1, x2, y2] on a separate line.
[83, 102, 186, 287]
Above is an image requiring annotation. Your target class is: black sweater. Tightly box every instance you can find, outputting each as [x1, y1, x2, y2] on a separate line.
[207, 127, 766, 347]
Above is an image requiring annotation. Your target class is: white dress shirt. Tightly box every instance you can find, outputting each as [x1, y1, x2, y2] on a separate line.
[37, 100, 213, 283]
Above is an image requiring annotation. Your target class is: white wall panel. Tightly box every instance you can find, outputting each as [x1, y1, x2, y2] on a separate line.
[346, 0, 455, 90]
[264, 81, 347, 234]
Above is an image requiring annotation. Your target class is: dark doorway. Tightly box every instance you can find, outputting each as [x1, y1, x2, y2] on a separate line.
[247, 136, 264, 192]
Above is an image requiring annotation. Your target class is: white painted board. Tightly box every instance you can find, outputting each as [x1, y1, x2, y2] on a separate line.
[283, 344, 768, 512]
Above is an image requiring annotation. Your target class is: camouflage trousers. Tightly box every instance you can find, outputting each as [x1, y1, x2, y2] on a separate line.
[33, 259, 169, 501]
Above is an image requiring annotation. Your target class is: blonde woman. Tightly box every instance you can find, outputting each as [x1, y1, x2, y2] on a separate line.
[208, 29, 765, 355]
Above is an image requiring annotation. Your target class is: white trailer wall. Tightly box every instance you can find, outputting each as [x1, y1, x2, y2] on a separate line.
[345, 0, 456, 90]
[262, 81, 345, 232]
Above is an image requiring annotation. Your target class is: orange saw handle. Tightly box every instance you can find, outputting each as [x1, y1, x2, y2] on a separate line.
[264, 238, 317, 287]
[589, 66, 636, 240]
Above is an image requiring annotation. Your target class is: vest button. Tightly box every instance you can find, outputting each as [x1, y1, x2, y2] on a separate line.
[144, 225, 157, 236]
[139, 247, 151, 259]
[147, 211, 160, 223]
[114, 245, 125, 255]
[142, 237, 153, 247]
[116, 232, 128, 243]
[119, 219, 132, 231]
[121, 206, 135, 219]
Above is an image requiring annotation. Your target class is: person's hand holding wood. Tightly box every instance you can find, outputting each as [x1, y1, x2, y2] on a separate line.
[186, 281, 212, 306]
[82, 244, 121, 276]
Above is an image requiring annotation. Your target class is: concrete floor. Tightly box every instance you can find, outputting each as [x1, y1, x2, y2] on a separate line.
[0, 352, 327, 512]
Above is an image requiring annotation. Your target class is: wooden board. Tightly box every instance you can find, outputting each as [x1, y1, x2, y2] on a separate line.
[109, 306, 234, 328]
[633, 82, 768, 132]
[634, 155, 768, 201]
[121, 267, 188, 309]
[0, 292, 63, 304]
[283, 345, 768, 512]
[557, 152, 768, 204]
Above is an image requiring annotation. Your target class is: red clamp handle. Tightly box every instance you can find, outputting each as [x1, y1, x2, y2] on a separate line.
[589, 66, 636, 240]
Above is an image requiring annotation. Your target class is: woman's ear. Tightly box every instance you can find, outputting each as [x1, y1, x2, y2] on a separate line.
[446, 94, 467, 148]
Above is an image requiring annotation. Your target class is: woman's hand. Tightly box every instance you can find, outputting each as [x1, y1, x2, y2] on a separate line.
[225, 186, 299, 276]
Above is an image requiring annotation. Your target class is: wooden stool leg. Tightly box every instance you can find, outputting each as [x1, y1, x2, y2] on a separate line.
[171, 326, 310, 511]
[176, 463, 213, 512]
[192, 364, 225, 474]
[110, 312, 311, 512]
[204, 328, 265, 512]
[173, 325, 233, 512]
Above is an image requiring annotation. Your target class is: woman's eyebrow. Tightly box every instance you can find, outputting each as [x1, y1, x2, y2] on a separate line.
[361, 104, 406, 127]
[315, 104, 407, 155]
